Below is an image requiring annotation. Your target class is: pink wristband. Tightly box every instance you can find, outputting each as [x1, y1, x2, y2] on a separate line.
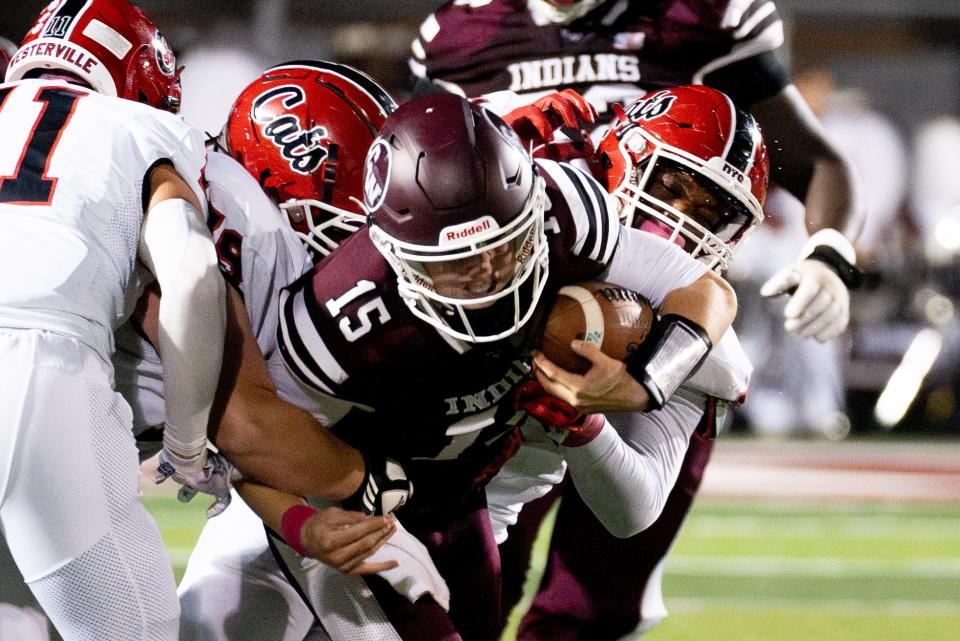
[279, 504, 318, 556]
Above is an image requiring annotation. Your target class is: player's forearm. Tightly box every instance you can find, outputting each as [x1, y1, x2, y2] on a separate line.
[140, 169, 225, 466]
[562, 388, 705, 537]
[204, 288, 365, 498]
[154, 258, 225, 459]
[658, 270, 736, 347]
[215, 387, 365, 500]
[751, 85, 865, 241]
[803, 155, 865, 241]
[235, 480, 304, 534]
[563, 414, 686, 538]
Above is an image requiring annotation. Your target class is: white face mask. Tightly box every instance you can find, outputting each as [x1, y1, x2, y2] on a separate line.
[528, 0, 605, 24]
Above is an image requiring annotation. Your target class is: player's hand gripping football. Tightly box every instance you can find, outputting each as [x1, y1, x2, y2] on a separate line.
[503, 88, 598, 145]
[532, 339, 652, 414]
[514, 379, 605, 447]
[155, 448, 240, 518]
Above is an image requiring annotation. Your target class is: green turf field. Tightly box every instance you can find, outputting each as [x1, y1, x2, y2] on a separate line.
[148, 495, 960, 641]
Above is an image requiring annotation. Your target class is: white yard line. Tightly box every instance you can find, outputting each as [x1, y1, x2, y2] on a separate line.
[684, 515, 960, 538]
[665, 597, 960, 615]
[665, 555, 960, 577]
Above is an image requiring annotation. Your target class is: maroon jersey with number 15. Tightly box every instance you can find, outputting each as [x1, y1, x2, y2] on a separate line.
[275, 158, 618, 511]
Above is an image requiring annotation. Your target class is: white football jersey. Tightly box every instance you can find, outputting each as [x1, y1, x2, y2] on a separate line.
[113, 149, 312, 434]
[0, 78, 206, 360]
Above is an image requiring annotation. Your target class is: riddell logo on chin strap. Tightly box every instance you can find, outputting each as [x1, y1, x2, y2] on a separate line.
[440, 216, 499, 244]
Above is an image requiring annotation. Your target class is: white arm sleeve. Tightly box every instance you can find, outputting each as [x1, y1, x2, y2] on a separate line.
[603, 225, 709, 308]
[560, 388, 708, 538]
[684, 327, 753, 401]
[138, 197, 225, 471]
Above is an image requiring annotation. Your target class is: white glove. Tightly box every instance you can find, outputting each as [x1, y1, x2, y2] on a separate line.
[155, 449, 240, 518]
[760, 259, 849, 341]
[760, 229, 858, 342]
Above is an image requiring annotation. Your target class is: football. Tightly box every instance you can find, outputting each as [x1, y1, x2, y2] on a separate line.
[538, 282, 655, 374]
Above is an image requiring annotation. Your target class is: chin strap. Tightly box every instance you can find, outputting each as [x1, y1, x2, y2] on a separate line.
[624, 314, 712, 410]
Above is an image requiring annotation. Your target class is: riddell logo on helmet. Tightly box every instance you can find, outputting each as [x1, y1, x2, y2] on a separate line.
[439, 216, 499, 244]
[11, 41, 99, 75]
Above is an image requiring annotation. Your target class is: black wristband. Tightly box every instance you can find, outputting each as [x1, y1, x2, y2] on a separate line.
[625, 314, 712, 410]
[807, 245, 863, 289]
[341, 451, 412, 516]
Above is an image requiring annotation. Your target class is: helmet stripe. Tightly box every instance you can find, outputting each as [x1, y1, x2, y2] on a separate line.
[719, 91, 737, 161]
[46, 0, 94, 40]
[723, 98, 759, 175]
[269, 60, 398, 117]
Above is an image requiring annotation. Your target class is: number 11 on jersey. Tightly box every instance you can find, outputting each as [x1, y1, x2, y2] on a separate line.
[0, 85, 86, 206]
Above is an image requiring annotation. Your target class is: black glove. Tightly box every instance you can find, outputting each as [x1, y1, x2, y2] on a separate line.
[341, 452, 413, 516]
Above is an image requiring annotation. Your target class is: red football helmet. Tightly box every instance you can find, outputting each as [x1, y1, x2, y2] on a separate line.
[5, 0, 181, 112]
[366, 93, 549, 343]
[599, 85, 769, 271]
[224, 60, 397, 259]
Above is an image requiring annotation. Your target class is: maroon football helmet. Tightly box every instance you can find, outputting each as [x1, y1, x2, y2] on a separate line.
[366, 93, 548, 343]
[6, 0, 181, 112]
[224, 60, 397, 259]
[598, 85, 769, 271]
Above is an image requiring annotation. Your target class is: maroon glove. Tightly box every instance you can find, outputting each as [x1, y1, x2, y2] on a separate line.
[514, 380, 605, 446]
[503, 89, 598, 145]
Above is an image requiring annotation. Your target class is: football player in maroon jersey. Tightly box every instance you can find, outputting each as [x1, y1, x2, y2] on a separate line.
[210, 91, 739, 641]
[412, 0, 862, 344]
[413, 0, 862, 342]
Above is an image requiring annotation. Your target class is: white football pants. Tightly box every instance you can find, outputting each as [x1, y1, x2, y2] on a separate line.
[0, 329, 179, 641]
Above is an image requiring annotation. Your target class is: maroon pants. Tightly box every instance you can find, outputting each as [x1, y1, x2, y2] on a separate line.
[500, 432, 715, 641]
[366, 493, 503, 641]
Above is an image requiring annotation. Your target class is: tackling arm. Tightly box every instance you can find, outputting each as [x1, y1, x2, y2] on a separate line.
[136, 284, 365, 499]
[658, 269, 737, 347]
[534, 229, 737, 413]
[750, 86, 864, 240]
[560, 395, 701, 538]
[235, 480, 397, 575]
[139, 162, 225, 472]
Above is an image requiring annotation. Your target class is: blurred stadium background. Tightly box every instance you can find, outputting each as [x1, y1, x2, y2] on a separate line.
[4, 1, 960, 639]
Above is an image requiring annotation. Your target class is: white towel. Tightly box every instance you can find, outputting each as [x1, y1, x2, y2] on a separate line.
[370, 519, 451, 611]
